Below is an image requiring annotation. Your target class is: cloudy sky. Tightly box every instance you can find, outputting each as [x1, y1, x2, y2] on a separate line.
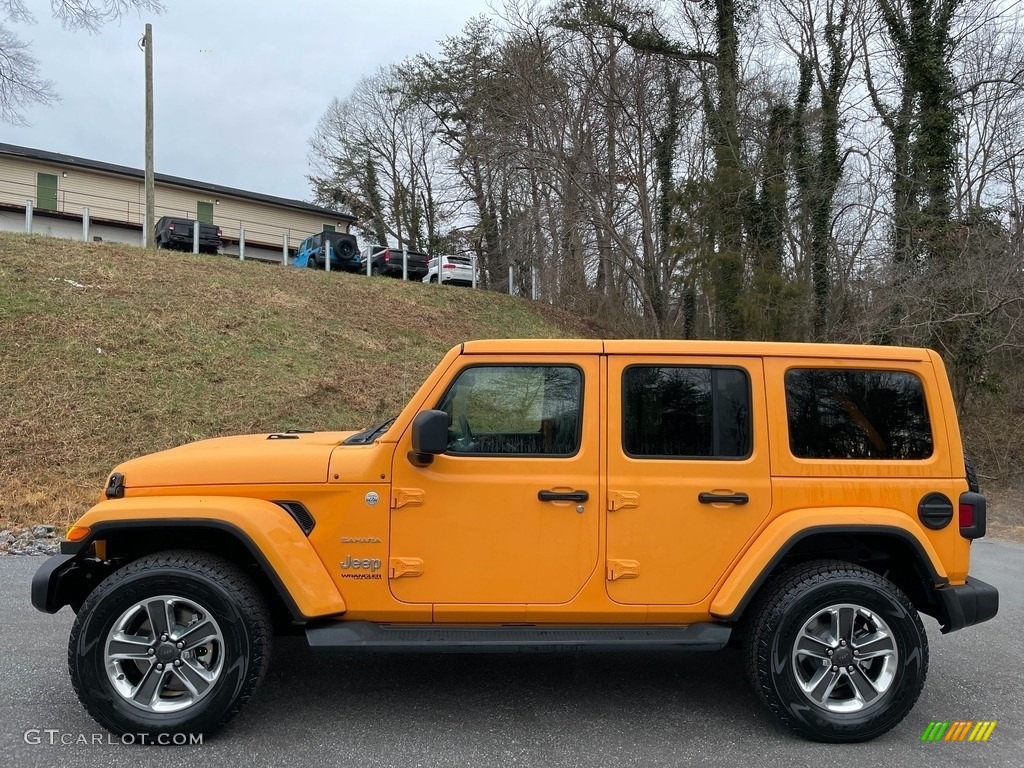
[1, 0, 494, 201]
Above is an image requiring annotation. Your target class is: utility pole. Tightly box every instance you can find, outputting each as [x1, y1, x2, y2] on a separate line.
[143, 23, 155, 248]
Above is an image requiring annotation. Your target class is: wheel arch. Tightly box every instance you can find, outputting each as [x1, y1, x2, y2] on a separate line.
[49, 499, 346, 625]
[712, 523, 949, 626]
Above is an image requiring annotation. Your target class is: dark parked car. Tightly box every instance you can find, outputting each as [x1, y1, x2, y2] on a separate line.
[366, 246, 430, 280]
[155, 216, 222, 254]
[296, 232, 361, 272]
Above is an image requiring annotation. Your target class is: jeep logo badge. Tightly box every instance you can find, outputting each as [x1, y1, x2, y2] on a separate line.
[365, 491, 379, 506]
[341, 556, 381, 572]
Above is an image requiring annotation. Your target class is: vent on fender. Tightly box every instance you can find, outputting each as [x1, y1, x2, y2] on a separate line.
[274, 501, 316, 535]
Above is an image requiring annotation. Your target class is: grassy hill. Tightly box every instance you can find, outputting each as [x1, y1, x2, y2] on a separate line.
[0, 232, 602, 530]
[3, 232, 1021, 542]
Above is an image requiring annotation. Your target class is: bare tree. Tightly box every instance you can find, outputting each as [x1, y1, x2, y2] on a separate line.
[0, 0, 163, 124]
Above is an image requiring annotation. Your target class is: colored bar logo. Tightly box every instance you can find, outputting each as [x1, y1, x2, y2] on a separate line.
[921, 721, 997, 742]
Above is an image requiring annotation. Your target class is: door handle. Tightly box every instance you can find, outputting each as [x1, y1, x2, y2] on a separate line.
[698, 492, 749, 505]
[538, 490, 589, 503]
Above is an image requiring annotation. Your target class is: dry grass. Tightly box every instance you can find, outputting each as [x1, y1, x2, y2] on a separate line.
[0, 232, 603, 530]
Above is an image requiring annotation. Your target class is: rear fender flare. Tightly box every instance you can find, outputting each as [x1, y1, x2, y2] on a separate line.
[710, 508, 946, 621]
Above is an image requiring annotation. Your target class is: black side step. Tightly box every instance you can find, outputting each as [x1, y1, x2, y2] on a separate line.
[305, 621, 731, 653]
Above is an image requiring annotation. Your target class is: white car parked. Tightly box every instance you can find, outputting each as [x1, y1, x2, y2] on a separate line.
[422, 255, 477, 286]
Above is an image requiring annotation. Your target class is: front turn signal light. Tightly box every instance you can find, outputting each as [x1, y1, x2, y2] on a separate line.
[66, 525, 91, 542]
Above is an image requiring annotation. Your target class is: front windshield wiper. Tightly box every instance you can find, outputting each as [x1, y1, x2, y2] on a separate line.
[343, 417, 396, 445]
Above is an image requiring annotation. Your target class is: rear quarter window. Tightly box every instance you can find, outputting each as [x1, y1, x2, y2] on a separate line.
[785, 368, 933, 460]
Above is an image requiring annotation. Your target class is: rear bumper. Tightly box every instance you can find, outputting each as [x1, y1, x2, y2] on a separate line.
[164, 234, 221, 248]
[382, 266, 427, 279]
[933, 576, 999, 633]
[441, 273, 474, 285]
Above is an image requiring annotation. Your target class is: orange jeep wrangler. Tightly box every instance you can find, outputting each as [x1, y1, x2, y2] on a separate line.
[32, 340, 997, 742]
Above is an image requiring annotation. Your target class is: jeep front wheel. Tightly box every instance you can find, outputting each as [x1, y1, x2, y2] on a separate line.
[68, 550, 271, 736]
[744, 560, 928, 742]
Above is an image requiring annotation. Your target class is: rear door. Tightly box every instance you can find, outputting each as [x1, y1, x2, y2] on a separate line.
[605, 355, 772, 605]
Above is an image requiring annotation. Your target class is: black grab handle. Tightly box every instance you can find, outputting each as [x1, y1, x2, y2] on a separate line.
[698, 492, 749, 505]
[538, 490, 590, 503]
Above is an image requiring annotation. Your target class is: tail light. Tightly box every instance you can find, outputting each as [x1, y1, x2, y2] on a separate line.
[958, 492, 986, 539]
[383, 251, 391, 262]
[217, 227, 223, 237]
[443, 263, 457, 269]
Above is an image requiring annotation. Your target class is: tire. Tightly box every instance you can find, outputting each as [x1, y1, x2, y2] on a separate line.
[68, 550, 272, 737]
[336, 240, 355, 259]
[429, 275, 438, 284]
[371, 265, 381, 277]
[308, 256, 319, 270]
[743, 560, 927, 742]
[965, 451, 980, 493]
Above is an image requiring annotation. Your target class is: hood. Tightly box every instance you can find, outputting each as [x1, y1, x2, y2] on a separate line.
[114, 431, 360, 488]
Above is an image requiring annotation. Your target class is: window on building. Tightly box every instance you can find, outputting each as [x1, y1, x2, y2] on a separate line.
[323, 224, 336, 233]
[785, 369, 933, 460]
[623, 366, 751, 459]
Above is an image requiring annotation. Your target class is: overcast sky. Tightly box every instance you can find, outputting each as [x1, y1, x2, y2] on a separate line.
[0, 0, 494, 201]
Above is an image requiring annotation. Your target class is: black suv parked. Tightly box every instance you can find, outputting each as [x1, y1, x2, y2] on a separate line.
[155, 216, 222, 254]
[366, 246, 430, 280]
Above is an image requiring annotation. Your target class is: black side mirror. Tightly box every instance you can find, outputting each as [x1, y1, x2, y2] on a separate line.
[409, 410, 449, 466]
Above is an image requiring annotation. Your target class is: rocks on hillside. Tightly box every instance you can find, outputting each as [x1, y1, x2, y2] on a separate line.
[0, 525, 60, 556]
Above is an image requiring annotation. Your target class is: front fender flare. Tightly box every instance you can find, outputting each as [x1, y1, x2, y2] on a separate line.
[709, 508, 946, 621]
[63, 496, 346, 620]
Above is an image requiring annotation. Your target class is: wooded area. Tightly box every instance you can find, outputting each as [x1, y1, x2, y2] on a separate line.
[308, 0, 1024, 482]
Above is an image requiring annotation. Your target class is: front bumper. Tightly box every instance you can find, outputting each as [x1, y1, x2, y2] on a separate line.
[933, 576, 999, 633]
[31, 551, 110, 614]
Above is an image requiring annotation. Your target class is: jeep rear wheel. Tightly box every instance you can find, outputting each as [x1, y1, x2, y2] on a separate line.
[744, 560, 927, 742]
[68, 550, 271, 736]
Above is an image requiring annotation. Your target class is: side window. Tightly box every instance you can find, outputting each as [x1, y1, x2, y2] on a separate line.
[437, 366, 583, 456]
[623, 366, 751, 459]
[785, 369, 933, 460]
[300, 237, 311, 252]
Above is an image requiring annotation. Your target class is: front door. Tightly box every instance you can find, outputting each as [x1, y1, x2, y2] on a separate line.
[389, 356, 600, 605]
[605, 356, 772, 605]
[197, 201, 214, 224]
[37, 173, 58, 211]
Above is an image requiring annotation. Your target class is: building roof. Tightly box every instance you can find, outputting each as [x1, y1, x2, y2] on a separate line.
[0, 142, 354, 222]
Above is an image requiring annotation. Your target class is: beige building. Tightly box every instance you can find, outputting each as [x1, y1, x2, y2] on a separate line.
[0, 143, 354, 261]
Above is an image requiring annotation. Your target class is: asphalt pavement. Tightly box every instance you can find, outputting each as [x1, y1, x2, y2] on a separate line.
[1, 540, 1020, 767]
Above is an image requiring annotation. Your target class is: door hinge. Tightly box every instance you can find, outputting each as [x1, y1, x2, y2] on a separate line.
[389, 557, 424, 578]
[607, 559, 640, 581]
[608, 491, 639, 512]
[392, 488, 424, 510]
